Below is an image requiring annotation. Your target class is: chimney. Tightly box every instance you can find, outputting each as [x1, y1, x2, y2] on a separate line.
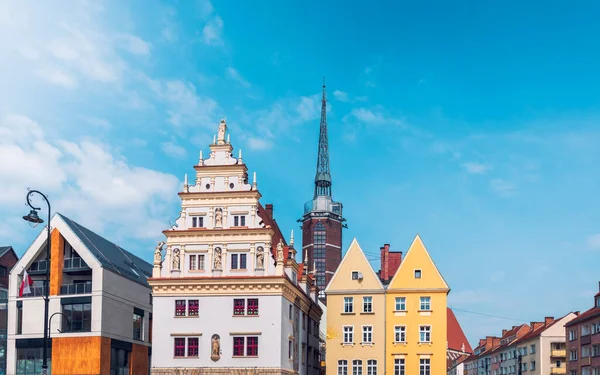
[531, 322, 544, 330]
[545, 317, 554, 325]
[380, 246, 388, 281]
[598, 281, 600, 292]
[502, 329, 507, 336]
[265, 204, 273, 219]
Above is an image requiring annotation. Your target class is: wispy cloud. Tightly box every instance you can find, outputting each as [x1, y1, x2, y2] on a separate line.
[462, 162, 492, 174]
[161, 141, 187, 158]
[247, 137, 272, 150]
[347, 108, 401, 126]
[202, 16, 223, 45]
[36, 66, 78, 88]
[490, 178, 517, 196]
[82, 116, 111, 129]
[333, 90, 349, 102]
[226, 67, 250, 88]
[117, 34, 151, 55]
[585, 234, 600, 250]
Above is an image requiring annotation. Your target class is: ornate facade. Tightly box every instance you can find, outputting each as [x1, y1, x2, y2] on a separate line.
[149, 120, 323, 375]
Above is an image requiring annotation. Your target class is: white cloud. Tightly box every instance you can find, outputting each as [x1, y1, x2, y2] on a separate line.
[226, 67, 250, 88]
[161, 141, 187, 158]
[0, 113, 179, 240]
[586, 234, 600, 250]
[36, 66, 78, 88]
[247, 137, 272, 150]
[348, 108, 400, 126]
[82, 116, 111, 129]
[490, 178, 517, 196]
[202, 16, 223, 45]
[462, 162, 492, 174]
[333, 90, 349, 102]
[117, 34, 151, 55]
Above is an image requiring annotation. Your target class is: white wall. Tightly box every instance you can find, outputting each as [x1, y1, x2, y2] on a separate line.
[152, 294, 283, 369]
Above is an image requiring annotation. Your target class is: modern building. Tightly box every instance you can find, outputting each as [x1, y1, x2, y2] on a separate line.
[7, 213, 153, 375]
[384, 235, 450, 375]
[149, 119, 323, 375]
[565, 282, 600, 375]
[0, 246, 19, 375]
[325, 239, 385, 375]
[300, 82, 345, 301]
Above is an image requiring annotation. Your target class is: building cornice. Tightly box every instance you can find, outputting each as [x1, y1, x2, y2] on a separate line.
[325, 289, 385, 295]
[385, 287, 450, 293]
[178, 190, 261, 201]
[162, 227, 274, 240]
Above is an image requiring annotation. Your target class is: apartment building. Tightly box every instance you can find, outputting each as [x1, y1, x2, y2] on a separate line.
[149, 120, 322, 375]
[324, 239, 385, 375]
[565, 282, 600, 375]
[7, 213, 153, 375]
[0, 246, 18, 375]
[463, 336, 500, 375]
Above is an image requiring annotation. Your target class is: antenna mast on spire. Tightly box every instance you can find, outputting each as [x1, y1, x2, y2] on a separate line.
[314, 77, 332, 198]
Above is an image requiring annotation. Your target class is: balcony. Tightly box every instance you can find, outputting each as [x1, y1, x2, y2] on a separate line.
[60, 283, 92, 295]
[551, 349, 566, 357]
[18, 285, 48, 298]
[63, 257, 90, 272]
[28, 260, 48, 275]
[551, 367, 566, 375]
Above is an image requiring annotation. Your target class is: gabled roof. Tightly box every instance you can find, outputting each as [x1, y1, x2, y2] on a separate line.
[565, 306, 600, 327]
[58, 213, 152, 287]
[447, 308, 473, 354]
[0, 246, 16, 259]
[326, 238, 384, 292]
[256, 203, 287, 260]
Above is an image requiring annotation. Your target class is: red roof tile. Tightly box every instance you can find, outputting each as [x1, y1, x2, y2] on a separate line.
[257, 202, 287, 260]
[565, 306, 600, 327]
[447, 308, 473, 354]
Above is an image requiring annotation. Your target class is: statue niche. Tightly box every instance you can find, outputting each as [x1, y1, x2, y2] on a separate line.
[172, 248, 180, 271]
[214, 208, 223, 227]
[154, 241, 165, 265]
[256, 246, 264, 269]
[213, 247, 222, 270]
[211, 334, 221, 361]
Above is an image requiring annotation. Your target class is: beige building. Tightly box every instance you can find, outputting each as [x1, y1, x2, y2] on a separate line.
[325, 239, 385, 375]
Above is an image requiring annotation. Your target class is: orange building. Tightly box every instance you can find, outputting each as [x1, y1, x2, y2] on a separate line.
[8, 213, 153, 375]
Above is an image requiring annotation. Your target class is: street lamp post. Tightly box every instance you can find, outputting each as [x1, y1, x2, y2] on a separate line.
[22, 189, 51, 375]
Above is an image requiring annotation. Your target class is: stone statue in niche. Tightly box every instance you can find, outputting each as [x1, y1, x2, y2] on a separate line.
[214, 208, 223, 227]
[217, 119, 227, 142]
[154, 241, 165, 265]
[172, 248, 180, 271]
[213, 247, 222, 270]
[276, 239, 284, 262]
[256, 246, 264, 269]
[211, 334, 221, 361]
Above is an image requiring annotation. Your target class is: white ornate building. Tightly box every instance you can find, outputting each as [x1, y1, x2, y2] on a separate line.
[150, 119, 323, 375]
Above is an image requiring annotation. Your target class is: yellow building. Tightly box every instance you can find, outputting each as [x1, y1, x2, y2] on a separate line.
[325, 239, 385, 375]
[385, 234, 449, 375]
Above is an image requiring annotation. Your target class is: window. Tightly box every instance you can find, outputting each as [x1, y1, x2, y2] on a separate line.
[530, 344, 536, 354]
[62, 302, 92, 332]
[367, 360, 377, 375]
[233, 337, 245, 356]
[185, 337, 198, 356]
[247, 298, 259, 315]
[0, 266, 6, 276]
[16, 303, 22, 334]
[233, 215, 246, 226]
[192, 217, 197, 227]
[174, 338, 186, 357]
[289, 304, 293, 319]
[352, 359, 362, 375]
[582, 345, 590, 357]
[394, 326, 406, 342]
[419, 326, 431, 343]
[395, 297, 406, 311]
[289, 340, 293, 359]
[363, 296, 372, 313]
[246, 336, 258, 356]
[344, 297, 354, 313]
[338, 360, 348, 375]
[133, 311, 143, 340]
[530, 361, 535, 371]
[394, 358, 405, 375]
[414, 269, 422, 278]
[592, 322, 600, 334]
[175, 300, 186, 316]
[419, 358, 430, 375]
[343, 326, 354, 344]
[189, 255, 197, 270]
[16, 347, 52, 375]
[233, 299, 245, 315]
[352, 271, 359, 280]
[583, 325, 591, 336]
[362, 326, 373, 343]
[188, 300, 199, 316]
[570, 349, 578, 361]
[231, 254, 247, 269]
[569, 329, 578, 341]
[420, 296, 431, 310]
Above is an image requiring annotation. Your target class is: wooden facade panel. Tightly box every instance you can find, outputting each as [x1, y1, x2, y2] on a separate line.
[50, 228, 64, 296]
[52, 336, 104, 374]
[100, 337, 111, 375]
[131, 343, 149, 375]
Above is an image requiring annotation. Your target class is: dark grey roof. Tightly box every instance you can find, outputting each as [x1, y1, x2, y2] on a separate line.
[57, 213, 152, 288]
[0, 246, 13, 258]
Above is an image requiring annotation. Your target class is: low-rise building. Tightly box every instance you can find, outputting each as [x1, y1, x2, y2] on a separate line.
[7, 213, 153, 375]
[565, 282, 600, 375]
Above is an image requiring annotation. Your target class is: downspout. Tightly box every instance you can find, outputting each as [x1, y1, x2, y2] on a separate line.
[383, 286, 386, 375]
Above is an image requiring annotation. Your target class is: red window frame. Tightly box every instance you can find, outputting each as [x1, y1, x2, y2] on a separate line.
[247, 298, 259, 315]
[175, 300, 186, 316]
[187, 337, 199, 357]
[174, 337, 185, 357]
[233, 337, 245, 356]
[233, 299, 245, 315]
[188, 300, 199, 316]
[246, 336, 258, 356]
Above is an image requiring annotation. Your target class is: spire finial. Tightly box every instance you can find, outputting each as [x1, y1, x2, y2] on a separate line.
[227, 134, 230, 143]
[238, 149, 243, 163]
[213, 134, 216, 144]
[199, 150, 203, 165]
[314, 78, 332, 198]
[290, 230, 294, 246]
[252, 172, 257, 189]
[183, 173, 189, 192]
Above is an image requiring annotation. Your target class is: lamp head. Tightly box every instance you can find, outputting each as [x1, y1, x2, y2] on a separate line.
[23, 209, 44, 225]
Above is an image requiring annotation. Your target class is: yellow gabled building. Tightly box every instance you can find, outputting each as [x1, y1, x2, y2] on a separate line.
[325, 239, 385, 375]
[385, 234, 450, 375]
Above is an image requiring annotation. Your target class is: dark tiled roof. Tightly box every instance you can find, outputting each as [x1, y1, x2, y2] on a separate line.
[565, 306, 600, 327]
[0, 246, 13, 257]
[58, 213, 152, 288]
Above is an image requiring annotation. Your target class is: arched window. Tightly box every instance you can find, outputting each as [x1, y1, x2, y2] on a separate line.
[337, 360, 348, 375]
[313, 222, 326, 288]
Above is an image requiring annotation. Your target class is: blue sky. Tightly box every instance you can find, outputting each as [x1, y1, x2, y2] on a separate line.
[1, 0, 600, 345]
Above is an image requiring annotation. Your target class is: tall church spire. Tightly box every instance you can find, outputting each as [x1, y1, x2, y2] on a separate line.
[314, 77, 332, 198]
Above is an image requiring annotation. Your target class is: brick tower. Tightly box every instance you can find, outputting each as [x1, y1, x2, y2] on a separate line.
[300, 79, 346, 302]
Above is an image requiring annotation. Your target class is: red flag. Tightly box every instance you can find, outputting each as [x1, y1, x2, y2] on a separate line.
[19, 270, 34, 297]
